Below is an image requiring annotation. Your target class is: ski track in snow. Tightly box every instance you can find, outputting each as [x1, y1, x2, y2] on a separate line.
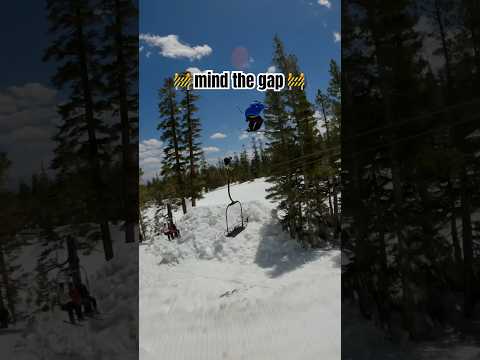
[140, 178, 341, 360]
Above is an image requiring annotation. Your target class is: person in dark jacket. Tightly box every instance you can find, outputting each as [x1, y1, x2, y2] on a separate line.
[79, 283, 99, 315]
[168, 223, 180, 238]
[58, 282, 83, 324]
[245, 101, 265, 132]
[68, 282, 85, 320]
[163, 222, 173, 241]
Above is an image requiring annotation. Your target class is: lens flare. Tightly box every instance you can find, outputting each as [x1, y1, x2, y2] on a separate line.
[231, 46, 249, 69]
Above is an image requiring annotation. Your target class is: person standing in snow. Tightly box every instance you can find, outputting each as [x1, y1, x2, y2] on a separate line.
[79, 282, 99, 315]
[163, 222, 173, 241]
[57, 282, 83, 324]
[0, 304, 9, 328]
[169, 222, 179, 239]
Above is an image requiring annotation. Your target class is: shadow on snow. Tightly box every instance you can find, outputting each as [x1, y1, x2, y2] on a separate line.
[254, 209, 330, 278]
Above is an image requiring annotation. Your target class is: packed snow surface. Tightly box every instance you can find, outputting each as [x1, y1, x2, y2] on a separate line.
[140, 178, 341, 360]
[2, 226, 138, 360]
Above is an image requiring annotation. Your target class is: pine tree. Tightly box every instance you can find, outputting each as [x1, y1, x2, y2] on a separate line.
[44, 0, 114, 260]
[264, 35, 329, 246]
[100, 0, 139, 243]
[316, 60, 342, 236]
[0, 154, 24, 322]
[258, 140, 270, 175]
[342, 0, 480, 340]
[180, 88, 203, 207]
[158, 78, 187, 214]
[264, 38, 298, 239]
[231, 153, 241, 182]
[239, 146, 250, 182]
[250, 138, 261, 178]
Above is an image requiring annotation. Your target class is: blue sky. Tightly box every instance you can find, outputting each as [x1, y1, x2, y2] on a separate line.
[139, 0, 340, 180]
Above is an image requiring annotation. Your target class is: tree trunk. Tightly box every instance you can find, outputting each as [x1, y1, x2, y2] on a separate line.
[167, 203, 173, 226]
[333, 181, 339, 236]
[0, 243, 15, 323]
[434, 0, 462, 266]
[186, 90, 196, 207]
[368, 10, 414, 333]
[460, 165, 474, 318]
[114, 0, 137, 243]
[433, 0, 453, 94]
[327, 181, 334, 217]
[66, 236, 82, 289]
[168, 95, 187, 214]
[448, 179, 462, 264]
[75, 1, 113, 260]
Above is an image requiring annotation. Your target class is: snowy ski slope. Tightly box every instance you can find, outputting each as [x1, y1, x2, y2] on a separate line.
[2, 226, 138, 360]
[140, 178, 341, 360]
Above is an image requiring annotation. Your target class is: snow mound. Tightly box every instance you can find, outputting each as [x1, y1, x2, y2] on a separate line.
[14, 227, 138, 360]
[140, 178, 341, 360]
[142, 199, 310, 268]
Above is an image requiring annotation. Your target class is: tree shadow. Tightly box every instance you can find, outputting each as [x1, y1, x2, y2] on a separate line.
[254, 210, 328, 278]
[0, 328, 23, 335]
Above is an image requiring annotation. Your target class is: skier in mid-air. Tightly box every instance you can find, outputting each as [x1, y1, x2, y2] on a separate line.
[245, 101, 265, 132]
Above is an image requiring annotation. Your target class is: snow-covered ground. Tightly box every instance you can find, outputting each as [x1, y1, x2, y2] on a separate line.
[2, 225, 138, 360]
[140, 178, 341, 360]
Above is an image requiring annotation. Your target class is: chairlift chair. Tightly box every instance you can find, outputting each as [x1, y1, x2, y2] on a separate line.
[224, 157, 248, 237]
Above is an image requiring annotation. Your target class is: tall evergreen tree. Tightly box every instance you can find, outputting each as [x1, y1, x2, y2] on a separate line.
[264, 35, 330, 246]
[44, 0, 114, 260]
[342, 0, 480, 341]
[0, 154, 23, 322]
[239, 146, 251, 182]
[264, 37, 299, 240]
[250, 138, 261, 178]
[180, 88, 203, 207]
[101, 0, 139, 243]
[158, 78, 187, 214]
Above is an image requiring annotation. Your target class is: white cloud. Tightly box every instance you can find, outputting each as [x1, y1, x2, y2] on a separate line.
[206, 157, 220, 165]
[142, 157, 162, 165]
[239, 131, 265, 141]
[139, 138, 163, 180]
[146, 51, 152, 58]
[140, 138, 163, 159]
[185, 67, 208, 74]
[318, 0, 331, 8]
[0, 83, 59, 188]
[139, 33, 212, 60]
[267, 65, 276, 73]
[202, 146, 220, 153]
[333, 32, 341, 43]
[139, 46, 144, 52]
[239, 133, 249, 140]
[210, 132, 227, 139]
